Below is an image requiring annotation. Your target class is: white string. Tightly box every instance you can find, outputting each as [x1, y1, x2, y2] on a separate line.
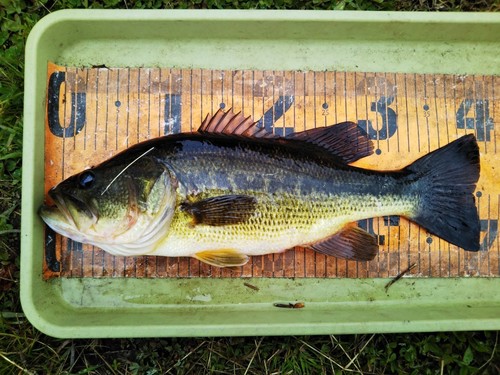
[100, 147, 155, 196]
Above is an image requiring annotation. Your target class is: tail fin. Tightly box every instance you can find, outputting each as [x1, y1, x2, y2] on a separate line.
[406, 134, 480, 251]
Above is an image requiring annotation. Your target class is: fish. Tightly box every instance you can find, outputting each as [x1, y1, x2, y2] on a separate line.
[39, 109, 481, 267]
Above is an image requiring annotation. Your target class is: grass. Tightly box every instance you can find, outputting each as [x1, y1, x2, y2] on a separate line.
[1, 0, 500, 373]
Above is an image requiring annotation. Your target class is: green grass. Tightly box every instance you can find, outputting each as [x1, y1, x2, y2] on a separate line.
[2, 0, 500, 374]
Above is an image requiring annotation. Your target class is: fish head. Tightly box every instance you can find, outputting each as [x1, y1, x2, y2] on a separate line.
[39, 152, 178, 255]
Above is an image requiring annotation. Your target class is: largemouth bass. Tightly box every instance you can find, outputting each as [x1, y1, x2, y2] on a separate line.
[39, 110, 481, 267]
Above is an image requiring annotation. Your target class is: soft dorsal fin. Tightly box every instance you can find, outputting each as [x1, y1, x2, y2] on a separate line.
[198, 109, 278, 139]
[287, 122, 374, 164]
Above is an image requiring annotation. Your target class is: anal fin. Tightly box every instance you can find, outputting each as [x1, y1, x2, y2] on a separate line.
[195, 250, 249, 267]
[310, 226, 378, 261]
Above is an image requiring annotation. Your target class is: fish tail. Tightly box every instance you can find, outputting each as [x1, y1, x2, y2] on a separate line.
[405, 134, 480, 251]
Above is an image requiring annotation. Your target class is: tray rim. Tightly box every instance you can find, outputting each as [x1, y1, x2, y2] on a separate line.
[21, 9, 500, 338]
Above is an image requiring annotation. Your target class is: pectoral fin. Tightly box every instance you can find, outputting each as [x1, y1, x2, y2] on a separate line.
[180, 195, 257, 226]
[194, 250, 249, 267]
[310, 226, 378, 261]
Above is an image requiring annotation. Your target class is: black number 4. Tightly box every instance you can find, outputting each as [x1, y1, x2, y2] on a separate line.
[456, 99, 494, 142]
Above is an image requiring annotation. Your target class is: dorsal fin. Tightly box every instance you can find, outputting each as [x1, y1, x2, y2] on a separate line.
[198, 109, 373, 164]
[287, 122, 374, 164]
[198, 109, 278, 139]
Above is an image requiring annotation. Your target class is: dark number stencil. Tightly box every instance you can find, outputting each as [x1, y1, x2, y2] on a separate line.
[456, 99, 495, 142]
[47, 72, 87, 138]
[256, 95, 295, 136]
[357, 96, 398, 140]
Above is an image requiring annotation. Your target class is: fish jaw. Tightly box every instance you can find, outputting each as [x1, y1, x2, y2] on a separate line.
[39, 205, 90, 244]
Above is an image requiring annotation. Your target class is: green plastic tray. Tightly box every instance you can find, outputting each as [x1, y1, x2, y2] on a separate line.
[22, 10, 500, 338]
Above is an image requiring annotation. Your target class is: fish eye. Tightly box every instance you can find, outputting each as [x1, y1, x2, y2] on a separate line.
[78, 171, 95, 189]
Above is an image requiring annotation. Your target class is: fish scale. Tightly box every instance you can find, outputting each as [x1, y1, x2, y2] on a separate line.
[149, 133, 418, 258]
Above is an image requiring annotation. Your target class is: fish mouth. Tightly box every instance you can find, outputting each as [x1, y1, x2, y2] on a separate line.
[43, 188, 98, 231]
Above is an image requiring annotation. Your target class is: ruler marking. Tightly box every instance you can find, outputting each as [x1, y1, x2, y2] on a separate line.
[424, 74, 431, 153]
[157, 68, 161, 138]
[393, 72, 400, 153]
[323, 71, 328, 127]
[82, 69, 88, 150]
[373, 72, 380, 152]
[231, 69, 235, 110]
[61, 66, 68, 180]
[126, 68, 131, 148]
[492, 76, 497, 153]
[210, 70, 214, 114]
[363, 72, 370, 156]
[453, 75, 459, 138]
[199, 69, 204, 122]
[343, 71, 348, 123]
[104, 69, 110, 149]
[488, 194, 492, 275]
[480, 75, 488, 154]
[251, 70, 255, 122]
[241, 70, 245, 114]
[403, 73, 410, 153]
[220, 70, 224, 109]
[434, 74, 441, 148]
[384, 72, 390, 153]
[115, 69, 120, 151]
[137, 68, 141, 142]
[433, 74, 441, 276]
[72, 68, 77, 150]
[412, 73, 420, 153]
[443, 74, 451, 145]
[94, 69, 100, 150]
[147, 69, 151, 139]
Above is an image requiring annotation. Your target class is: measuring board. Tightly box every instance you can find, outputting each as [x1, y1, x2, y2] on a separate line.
[43, 62, 500, 279]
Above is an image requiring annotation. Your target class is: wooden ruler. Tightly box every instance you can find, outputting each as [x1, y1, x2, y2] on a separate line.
[43, 62, 500, 279]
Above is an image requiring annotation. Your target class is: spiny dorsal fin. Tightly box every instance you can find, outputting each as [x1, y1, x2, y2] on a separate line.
[180, 194, 257, 226]
[198, 109, 278, 139]
[288, 122, 374, 164]
[309, 226, 378, 261]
